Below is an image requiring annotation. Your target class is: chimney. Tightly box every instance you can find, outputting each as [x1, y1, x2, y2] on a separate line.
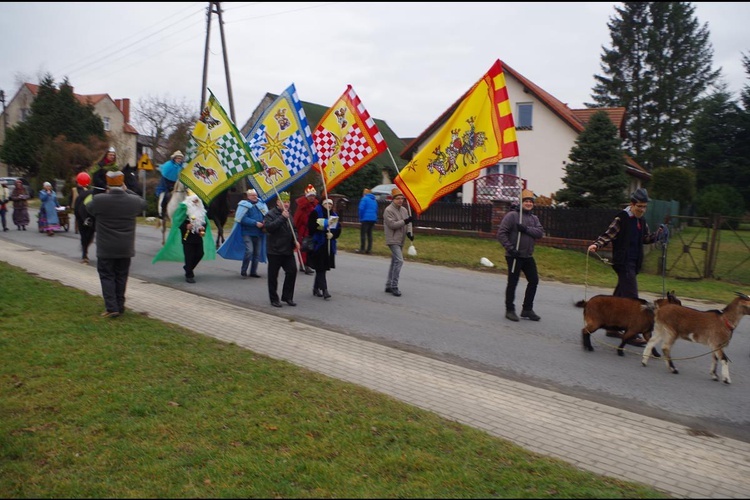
[114, 98, 131, 123]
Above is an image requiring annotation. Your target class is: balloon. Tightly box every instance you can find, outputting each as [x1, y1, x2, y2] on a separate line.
[76, 172, 91, 187]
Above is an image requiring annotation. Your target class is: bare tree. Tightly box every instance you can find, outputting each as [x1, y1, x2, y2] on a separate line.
[133, 95, 197, 164]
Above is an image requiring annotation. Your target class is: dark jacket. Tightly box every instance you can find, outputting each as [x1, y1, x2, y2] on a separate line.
[593, 208, 657, 273]
[85, 188, 147, 258]
[497, 207, 544, 258]
[263, 206, 297, 255]
[306, 204, 342, 271]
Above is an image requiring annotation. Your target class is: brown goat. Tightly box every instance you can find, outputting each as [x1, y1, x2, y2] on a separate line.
[579, 291, 681, 357]
[642, 292, 750, 384]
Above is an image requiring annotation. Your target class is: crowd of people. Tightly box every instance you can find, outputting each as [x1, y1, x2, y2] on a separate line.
[3, 146, 661, 338]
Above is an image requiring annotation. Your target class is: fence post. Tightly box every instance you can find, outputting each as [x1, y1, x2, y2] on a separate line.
[705, 214, 721, 278]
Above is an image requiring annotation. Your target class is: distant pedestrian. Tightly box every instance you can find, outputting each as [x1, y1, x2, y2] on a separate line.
[307, 198, 342, 299]
[264, 192, 300, 307]
[356, 187, 377, 254]
[383, 187, 414, 297]
[0, 179, 9, 231]
[293, 184, 318, 274]
[497, 189, 544, 322]
[10, 179, 30, 230]
[84, 170, 147, 318]
[39, 182, 61, 236]
[152, 190, 216, 284]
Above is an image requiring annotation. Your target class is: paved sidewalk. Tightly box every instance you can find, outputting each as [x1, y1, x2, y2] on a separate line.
[3, 237, 750, 499]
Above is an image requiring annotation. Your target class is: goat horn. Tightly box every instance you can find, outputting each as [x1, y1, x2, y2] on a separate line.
[735, 291, 750, 300]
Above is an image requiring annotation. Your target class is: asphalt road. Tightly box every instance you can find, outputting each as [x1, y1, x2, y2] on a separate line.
[4, 211, 749, 443]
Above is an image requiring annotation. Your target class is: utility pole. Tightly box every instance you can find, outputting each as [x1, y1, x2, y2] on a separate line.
[201, 1, 236, 122]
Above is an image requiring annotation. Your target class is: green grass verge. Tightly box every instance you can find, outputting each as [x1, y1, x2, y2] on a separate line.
[0, 262, 663, 498]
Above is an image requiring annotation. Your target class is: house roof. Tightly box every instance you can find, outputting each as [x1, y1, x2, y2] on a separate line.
[22, 83, 138, 134]
[248, 92, 409, 172]
[398, 61, 647, 178]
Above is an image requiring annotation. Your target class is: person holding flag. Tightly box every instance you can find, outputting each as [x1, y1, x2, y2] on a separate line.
[293, 184, 318, 275]
[306, 198, 342, 299]
[263, 192, 300, 308]
[497, 189, 544, 322]
[152, 189, 216, 283]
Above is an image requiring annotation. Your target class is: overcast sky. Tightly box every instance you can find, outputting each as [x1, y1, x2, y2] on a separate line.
[1, 2, 748, 138]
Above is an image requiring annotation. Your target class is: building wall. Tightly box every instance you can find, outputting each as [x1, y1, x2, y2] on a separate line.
[504, 76, 579, 199]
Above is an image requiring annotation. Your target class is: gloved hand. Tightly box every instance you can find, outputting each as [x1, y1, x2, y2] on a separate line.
[516, 223, 528, 234]
[403, 216, 413, 225]
[326, 231, 333, 240]
[508, 249, 521, 258]
[407, 232, 414, 241]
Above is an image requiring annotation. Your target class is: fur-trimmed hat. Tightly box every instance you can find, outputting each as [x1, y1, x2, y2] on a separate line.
[105, 170, 124, 187]
[171, 150, 184, 159]
[304, 184, 316, 197]
[107, 146, 116, 154]
[630, 188, 650, 203]
[321, 198, 334, 207]
[246, 188, 258, 196]
[391, 187, 404, 198]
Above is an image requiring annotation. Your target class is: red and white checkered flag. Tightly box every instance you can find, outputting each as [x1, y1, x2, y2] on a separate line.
[312, 85, 386, 190]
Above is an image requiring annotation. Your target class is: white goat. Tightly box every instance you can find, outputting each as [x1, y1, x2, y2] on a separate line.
[642, 292, 750, 384]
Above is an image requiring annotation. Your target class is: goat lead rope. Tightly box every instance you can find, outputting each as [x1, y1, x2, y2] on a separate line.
[596, 338, 730, 360]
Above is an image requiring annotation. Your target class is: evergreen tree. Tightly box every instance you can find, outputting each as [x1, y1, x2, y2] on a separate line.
[590, 2, 719, 171]
[555, 111, 628, 208]
[0, 73, 105, 180]
[590, 2, 651, 160]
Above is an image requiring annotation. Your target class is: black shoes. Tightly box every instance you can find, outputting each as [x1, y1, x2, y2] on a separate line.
[505, 310, 519, 322]
[304, 266, 315, 275]
[385, 287, 392, 293]
[322, 290, 331, 300]
[391, 289, 402, 297]
[100, 311, 120, 319]
[313, 288, 323, 297]
[284, 300, 297, 307]
[355, 249, 363, 254]
[249, 273, 261, 278]
[240, 272, 247, 278]
[271, 301, 282, 308]
[521, 309, 541, 321]
[186, 277, 196, 283]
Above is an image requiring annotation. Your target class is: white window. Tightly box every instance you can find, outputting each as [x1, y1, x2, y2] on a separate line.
[102, 116, 110, 131]
[20, 108, 31, 122]
[516, 103, 533, 130]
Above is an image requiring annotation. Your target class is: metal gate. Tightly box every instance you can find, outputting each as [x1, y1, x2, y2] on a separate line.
[664, 215, 750, 284]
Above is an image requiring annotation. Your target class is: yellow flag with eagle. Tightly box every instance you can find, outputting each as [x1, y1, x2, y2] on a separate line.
[395, 60, 519, 215]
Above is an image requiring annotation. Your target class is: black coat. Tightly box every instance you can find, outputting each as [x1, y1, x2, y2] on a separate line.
[263, 206, 297, 255]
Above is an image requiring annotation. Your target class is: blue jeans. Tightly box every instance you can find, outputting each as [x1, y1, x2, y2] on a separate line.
[386, 244, 404, 289]
[241, 234, 261, 275]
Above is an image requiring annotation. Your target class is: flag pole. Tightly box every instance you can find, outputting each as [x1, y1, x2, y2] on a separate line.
[386, 147, 413, 218]
[511, 160, 523, 274]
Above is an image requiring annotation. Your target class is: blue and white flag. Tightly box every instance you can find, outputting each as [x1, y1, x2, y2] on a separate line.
[244, 83, 318, 201]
